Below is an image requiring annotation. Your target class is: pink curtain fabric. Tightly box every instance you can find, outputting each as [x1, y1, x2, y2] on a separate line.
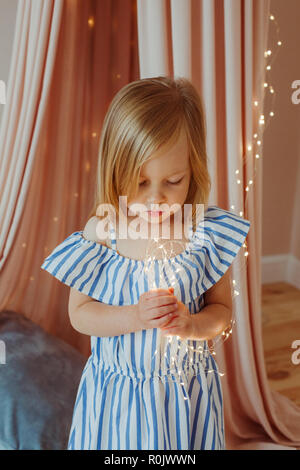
[0, 0, 299, 450]
[0, 0, 63, 267]
[137, 0, 300, 450]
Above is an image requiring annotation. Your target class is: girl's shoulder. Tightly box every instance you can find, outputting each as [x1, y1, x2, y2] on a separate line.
[83, 216, 112, 249]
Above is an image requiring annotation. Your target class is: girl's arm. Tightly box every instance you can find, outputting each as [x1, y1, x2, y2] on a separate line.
[67, 216, 142, 337]
[191, 266, 233, 341]
[69, 287, 142, 337]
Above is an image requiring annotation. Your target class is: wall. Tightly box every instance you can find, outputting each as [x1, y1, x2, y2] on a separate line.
[263, 0, 300, 257]
[262, 0, 300, 286]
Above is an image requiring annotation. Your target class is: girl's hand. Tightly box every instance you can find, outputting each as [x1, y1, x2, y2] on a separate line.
[137, 287, 179, 330]
[160, 298, 197, 340]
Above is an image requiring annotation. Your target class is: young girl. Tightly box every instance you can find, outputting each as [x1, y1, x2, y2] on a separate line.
[41, 76, 250, 450]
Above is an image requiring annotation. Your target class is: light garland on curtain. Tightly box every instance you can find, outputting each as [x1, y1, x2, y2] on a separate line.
[228, 12, 282, 325]
[234, 13, 281, 211]
[242, 13, 281, 197]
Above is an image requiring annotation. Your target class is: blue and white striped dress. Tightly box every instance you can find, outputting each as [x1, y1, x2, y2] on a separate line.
[41, 205, 250, 450]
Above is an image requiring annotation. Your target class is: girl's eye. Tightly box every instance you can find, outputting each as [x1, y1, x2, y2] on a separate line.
[167, 178, 184, 185]
[139, 177, 184, 186]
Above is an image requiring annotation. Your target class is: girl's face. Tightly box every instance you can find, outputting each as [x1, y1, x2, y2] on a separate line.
[127, 127, 192, 225]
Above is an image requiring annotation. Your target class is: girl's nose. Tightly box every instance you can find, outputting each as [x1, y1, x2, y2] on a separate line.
[143, 180, 169, 206]
[146, 189, 165, 205]
[147, 195, 165, 207]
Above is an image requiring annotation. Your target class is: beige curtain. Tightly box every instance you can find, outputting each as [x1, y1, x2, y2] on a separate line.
[137, 0, 300, 450]
[0, 0, 299, 450]
[0, 0, 63, 267]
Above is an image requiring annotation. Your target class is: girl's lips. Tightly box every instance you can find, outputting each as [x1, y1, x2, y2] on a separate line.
[147, 211, 163, 216]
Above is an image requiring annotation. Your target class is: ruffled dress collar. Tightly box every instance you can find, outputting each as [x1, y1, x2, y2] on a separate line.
[41, 205, 250, 306]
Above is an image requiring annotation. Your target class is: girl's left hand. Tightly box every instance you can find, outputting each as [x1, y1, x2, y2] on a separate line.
[160, 298, 197, 340]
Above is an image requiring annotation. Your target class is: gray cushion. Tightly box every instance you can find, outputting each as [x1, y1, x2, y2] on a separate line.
[0, 310, 86, 450]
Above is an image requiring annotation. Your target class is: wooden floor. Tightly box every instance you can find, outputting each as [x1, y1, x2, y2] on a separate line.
[262, 282, 300, 409]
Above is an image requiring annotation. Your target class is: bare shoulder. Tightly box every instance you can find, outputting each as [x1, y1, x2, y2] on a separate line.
[83, 216, 110, 247]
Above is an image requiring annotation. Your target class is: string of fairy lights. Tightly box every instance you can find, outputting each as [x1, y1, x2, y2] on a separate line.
[143, 235, 227, 383]
[235, 13, 282, 207]
[226, 12, 282, 361]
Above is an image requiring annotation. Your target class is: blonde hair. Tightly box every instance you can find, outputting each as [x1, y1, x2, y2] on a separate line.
[87, 76, 211, 231]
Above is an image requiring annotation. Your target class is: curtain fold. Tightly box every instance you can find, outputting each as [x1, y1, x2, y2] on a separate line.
[136, 0, 300, 450]
[0, 0, 64, 269]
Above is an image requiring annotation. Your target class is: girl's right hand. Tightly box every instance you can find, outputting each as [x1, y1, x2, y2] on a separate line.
[136, 287, 178, 330]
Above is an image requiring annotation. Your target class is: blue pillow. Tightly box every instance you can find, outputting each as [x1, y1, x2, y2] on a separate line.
[0, 310, 86, 450]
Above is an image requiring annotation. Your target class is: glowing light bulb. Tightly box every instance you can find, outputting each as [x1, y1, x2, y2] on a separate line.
[88, 17, 95, 28]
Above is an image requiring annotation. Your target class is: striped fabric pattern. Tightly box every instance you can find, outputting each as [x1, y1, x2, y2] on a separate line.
[41, 205, 250, 450]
